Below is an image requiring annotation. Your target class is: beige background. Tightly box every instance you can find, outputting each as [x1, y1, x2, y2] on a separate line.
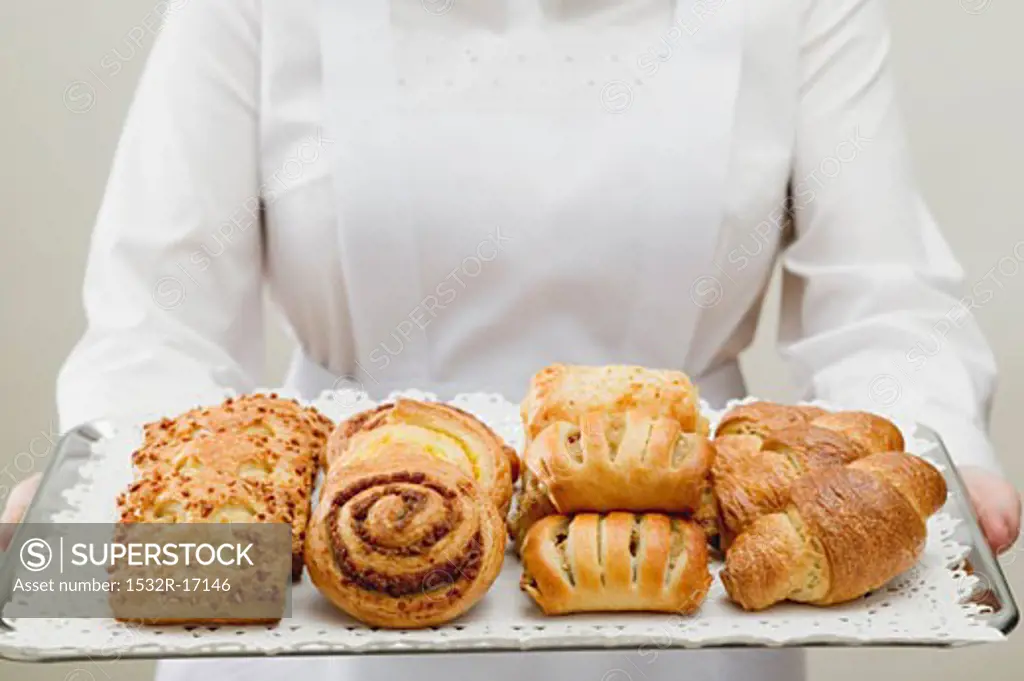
[1, 0, 1021, 679]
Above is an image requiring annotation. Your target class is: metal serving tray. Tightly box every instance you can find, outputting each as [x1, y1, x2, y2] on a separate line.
[0, 419, 1016, 663]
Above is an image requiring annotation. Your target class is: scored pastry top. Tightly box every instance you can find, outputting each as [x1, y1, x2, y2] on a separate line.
[520, 512, 711, 616]
[326, 399, 517, 513]
[523, 410, 715, 514]
[521, 364, 707, 443]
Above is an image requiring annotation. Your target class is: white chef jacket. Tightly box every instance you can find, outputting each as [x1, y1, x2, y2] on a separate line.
[57, 0, 1000, 679]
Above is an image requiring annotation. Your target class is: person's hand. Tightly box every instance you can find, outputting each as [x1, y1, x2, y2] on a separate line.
[0, 472, 41, 550]
[960, 466, 1021, 554]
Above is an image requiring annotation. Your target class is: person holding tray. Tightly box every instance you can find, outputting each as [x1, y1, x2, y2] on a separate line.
[3, 1, 1020, 680]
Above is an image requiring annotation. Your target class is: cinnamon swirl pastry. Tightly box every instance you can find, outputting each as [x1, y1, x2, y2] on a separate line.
[520, 512, 711, 615]
[325, 399, 516, 513]
[305, 448, 506, 628]
[521, 364, 708, 444]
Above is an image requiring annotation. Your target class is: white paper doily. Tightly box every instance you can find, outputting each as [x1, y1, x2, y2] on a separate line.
[0, 390, 1004, 660]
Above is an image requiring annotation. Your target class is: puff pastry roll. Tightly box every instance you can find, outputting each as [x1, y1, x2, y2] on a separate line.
[325, 399, 517, 513]
[305, 448, 506, 628]
[721, 451, 947, 610]
[520, 512, 711, 615]
[521, 364, 708, 444]
[525, 410, 715, 515]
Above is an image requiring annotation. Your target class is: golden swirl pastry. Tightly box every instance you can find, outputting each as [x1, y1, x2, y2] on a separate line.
[520, 512, 711, 615]
[304, 448, 506, 628]
[521, 364, 708, 444]
[325, 399, 517, 513]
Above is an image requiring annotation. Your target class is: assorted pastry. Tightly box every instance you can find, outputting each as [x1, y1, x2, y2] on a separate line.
[305, 448, 506, 628]
[115, 363, 951, 627]
[115, 393, 333, 623]
[521, 512, 711, 615]
[305, 400, 510, 628]
[324, 398, 519, 513]
[720, 450, 946, 610]
[711, 403, 906, 547]
[514, 364, 716, 614]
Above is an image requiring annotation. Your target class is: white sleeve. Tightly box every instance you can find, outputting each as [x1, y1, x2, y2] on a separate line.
[57, 1, 264, 431]
[779, 0, 1001, 472]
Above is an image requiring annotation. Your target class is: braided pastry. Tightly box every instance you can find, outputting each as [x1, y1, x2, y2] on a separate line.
[712, 426, 868, 546]
[720, 451, 947, 610]
[304, 447, 506, 628]
[708, 402, 906, 547]
[520, 512, 711, 615]
[715, 401, 904, 454]
[326, 399, 517, 513]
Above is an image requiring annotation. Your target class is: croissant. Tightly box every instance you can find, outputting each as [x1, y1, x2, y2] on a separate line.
[526, 410, 714, 513]
[521, 364, 708, 444]
[325, 399, 517, 513]
[711, 426, 870, 546]
[720, 451, 947, 610]
[715, 402, 904, 455]
[304, 447, 506, 628]
[520, 512, 711, 615]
